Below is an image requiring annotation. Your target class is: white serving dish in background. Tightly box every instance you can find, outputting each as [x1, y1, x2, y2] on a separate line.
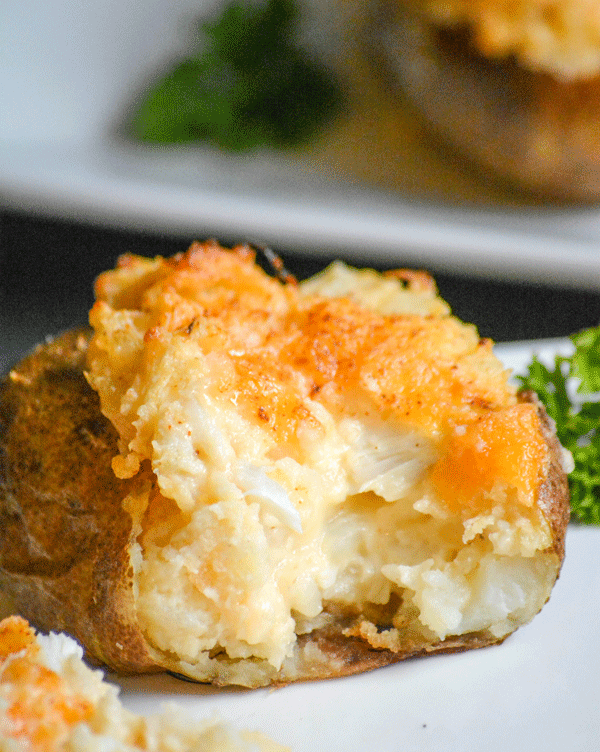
[2, 0, 600, 290]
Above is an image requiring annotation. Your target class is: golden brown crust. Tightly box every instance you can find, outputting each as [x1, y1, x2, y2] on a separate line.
[0, 329, 570, 684]
[0, 329, 159, 674]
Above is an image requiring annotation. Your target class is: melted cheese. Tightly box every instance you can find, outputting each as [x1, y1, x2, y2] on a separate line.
[86, 243, 556, 678]
[430, 403, 547, 513]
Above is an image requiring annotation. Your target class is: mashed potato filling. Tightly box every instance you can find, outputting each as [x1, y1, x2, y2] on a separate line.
[86, 244, 557, 680]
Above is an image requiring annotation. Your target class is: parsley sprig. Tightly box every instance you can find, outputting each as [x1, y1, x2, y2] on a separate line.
[518, 326, 600, 524]
[130, 0, 343, 151]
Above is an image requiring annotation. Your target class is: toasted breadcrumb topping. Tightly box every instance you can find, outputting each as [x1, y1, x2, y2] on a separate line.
[89, 242, 519, 473]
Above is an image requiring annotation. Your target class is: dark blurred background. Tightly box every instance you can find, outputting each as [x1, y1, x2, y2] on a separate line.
[2, 208, 600, 372]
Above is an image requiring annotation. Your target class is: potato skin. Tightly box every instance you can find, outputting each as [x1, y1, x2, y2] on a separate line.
[377, 0, 600, 202]
[0, 330, 570, 683]
[519, 389, 570, 563]
[0, 329, 159, 674]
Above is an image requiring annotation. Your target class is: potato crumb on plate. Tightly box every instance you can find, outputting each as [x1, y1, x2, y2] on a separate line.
[0, 615, 287, 752]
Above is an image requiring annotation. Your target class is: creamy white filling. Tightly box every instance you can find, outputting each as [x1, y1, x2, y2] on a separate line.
[134, 387, 553, 671]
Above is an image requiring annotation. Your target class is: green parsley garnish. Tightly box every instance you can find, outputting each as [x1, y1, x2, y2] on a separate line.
[518, 326, 600, 524]
[130, 0, 343, 151]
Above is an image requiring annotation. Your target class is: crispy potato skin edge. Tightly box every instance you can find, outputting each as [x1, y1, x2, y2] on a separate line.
[0, 329, 159, 673]
[518, 390, 570, 563]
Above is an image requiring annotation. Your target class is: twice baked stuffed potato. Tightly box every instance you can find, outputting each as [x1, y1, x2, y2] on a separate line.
[376, 0, 600, 201]
[0, 242, 570, 687]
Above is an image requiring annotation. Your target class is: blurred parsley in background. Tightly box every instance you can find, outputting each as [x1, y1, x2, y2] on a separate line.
[131, 0, 344, 151]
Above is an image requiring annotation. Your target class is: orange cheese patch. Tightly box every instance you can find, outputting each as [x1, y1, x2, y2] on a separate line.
[429, 403, 547, 515]
[0, 614, 37, 659]
[0, 617, 93, 752]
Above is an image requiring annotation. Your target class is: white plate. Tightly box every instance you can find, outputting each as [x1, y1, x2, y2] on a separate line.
[3, 0, 600, 290]
[105, 338, 598, 752]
